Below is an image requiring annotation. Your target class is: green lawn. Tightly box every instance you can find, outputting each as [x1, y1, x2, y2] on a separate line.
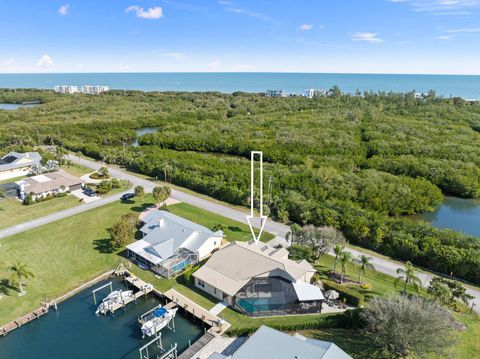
[61, 163, 92, 177]
[0, 196, 81, 230]
[167, 202, 275, 242]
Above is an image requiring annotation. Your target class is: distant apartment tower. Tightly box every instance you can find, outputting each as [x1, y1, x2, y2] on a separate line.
[54, 85, 79, 94]
[266, 89, 287, 97]
[81, 85, 109, 94]
[304, 88, 327, 98]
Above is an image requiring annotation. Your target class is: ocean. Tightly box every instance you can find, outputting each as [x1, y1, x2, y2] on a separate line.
[0, 72, 479, 98]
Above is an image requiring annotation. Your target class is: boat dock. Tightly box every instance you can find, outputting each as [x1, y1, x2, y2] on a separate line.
[163, 289, 230, 335]
[93, 274, 153, 315]
[0, 306, 48, 336]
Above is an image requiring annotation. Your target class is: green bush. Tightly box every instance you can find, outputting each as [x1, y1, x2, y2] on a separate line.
[225, 314, 342, 336]
[322, 279, 365, 307]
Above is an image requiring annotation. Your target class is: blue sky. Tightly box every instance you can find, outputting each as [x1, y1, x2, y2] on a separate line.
[0, 0, 479, 74]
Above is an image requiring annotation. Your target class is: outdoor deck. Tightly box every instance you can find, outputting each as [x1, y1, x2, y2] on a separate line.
[177, 332, 215, 359]
[0, 306, 49, 336]
[107, 275, 153, 314]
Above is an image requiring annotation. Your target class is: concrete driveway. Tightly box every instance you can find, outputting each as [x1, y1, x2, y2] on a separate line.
[71, 189, 101, 203]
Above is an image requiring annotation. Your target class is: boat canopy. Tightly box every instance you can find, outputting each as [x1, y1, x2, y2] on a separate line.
[153, 307, 167, 317]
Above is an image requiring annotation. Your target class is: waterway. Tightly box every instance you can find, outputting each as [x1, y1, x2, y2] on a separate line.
[410, 196, 480, 238]
[0, 278, 204, 359]
[0, 103, 38, 110]
[131, 127, 159, 147]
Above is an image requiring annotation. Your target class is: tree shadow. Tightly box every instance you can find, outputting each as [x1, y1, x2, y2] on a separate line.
[0, 279, 16, 296]
[93, 238, 115, 254]
[227, 226, 242, 232]
[129, 202, 156, 213]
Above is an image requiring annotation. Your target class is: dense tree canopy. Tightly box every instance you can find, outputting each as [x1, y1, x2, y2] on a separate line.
[1, 89, 480, 283]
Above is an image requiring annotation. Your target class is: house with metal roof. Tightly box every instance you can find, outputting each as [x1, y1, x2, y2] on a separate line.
[207, 325, 352, 359]
[193, 241, 324, 316]
[0, 151, 42, 181]
[126, 210, 223, 277]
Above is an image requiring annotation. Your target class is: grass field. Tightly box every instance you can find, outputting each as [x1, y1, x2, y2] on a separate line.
[167, 202, 275, 242]
[0, 195, 271, 326]
[0, 195, 81, 230]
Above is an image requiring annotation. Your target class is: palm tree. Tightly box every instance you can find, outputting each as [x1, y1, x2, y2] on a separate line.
[10, 262, 34, 295]
[357, 255, 374, 284]
[333, 244, 344, 276]
[212, 223, 228, 233]
[285, 223, 302, 246]
[395, 261, 422, 294]
[339, 251, 354, 284]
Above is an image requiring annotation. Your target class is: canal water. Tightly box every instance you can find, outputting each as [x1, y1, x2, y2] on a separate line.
[0, 279, 204, 359]
[0, 103, 38, 110]
[410, 196, 480, 238]
[131, 127, 158, 147]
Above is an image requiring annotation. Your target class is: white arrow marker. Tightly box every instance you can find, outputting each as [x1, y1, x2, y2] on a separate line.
[246, 151, 267, 244]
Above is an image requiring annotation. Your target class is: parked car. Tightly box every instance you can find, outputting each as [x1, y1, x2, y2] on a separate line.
[84, 188, 96, 197]
[120, 193, 135, 201]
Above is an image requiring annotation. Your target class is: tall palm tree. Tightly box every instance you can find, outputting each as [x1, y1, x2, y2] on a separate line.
[395, 261, 422, 294]
[10, 262, 34, 295]
[339, 251, 354, 284]
[333, 244, 344, 275]
[357, 255, 375, 283]
[285, 223, 302, 246]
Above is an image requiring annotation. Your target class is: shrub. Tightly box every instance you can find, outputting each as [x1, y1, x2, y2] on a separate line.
[322, 279, 365, 307]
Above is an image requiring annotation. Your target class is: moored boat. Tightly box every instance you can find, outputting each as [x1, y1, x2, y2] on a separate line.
[139, 306, 178, 338]
[95, 290, 134, 315]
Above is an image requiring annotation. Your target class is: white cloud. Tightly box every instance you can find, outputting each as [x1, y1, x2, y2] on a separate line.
[446, 27, 480, 32]
[37, 54, 54, 68]
[299, 24, 313, 31]
[58, 4, 69, 16]
[352, 32, 384, 43]
[208, 59, 221, 71]
[0, 57, 15, 66]
[163, 52, 184, 60]
[387, 0, 480, 15]
[126, 5, 163, 19]
[437, 34, 455, 39]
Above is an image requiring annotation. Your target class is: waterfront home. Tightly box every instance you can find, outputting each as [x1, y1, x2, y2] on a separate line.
[304, 88, 327, 98]
[15, 170, 84, 200]
[207, 325, 352, 359]
[127, 211, 223, 278]
[0, 151, 42, 181]
[54, 85, 79, 94]
[81, 85, 109, 94]
[193, 241, 324, 316]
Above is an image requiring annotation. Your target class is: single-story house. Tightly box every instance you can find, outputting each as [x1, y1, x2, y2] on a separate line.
[15, 170, 84, 200]
[126, 210, 223, 278]
[207, 325, 352, 359]
[193, 240, 324, 317]
[0, 151, 42, 181]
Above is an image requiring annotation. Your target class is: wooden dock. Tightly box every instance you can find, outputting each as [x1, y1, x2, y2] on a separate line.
[177, 333, 215, 359]
[106, 275, 153, 314]
[163, 289, 230, 336]
[0, 306, 49, 336]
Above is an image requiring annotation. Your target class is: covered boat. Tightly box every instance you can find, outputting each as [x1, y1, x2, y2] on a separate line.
[95, 290, 134, 315]
[140, 306, 178, 338]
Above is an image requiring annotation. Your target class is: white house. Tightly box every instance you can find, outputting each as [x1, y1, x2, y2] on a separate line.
[265, 89, 287, 97]
[0, 151, 42, 181]
[81, 85, 109, 94]
[54, 85, 79, 94]
[15, 170, 85, 200]
[127, 211, 223, 277]
[304, 88, 327, 98]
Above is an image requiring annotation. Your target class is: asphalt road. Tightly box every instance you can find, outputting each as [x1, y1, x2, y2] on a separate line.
[1, 154, 478, 313]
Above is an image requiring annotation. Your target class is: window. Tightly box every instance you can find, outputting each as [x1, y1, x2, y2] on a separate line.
[213, 288, 217, 294]
[197, 279, 205, 288]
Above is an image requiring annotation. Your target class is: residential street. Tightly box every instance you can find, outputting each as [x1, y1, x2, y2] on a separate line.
[1, 154, 478, 313]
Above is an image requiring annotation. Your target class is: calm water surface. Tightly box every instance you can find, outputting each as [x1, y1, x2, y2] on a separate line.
[0, 103, 38, 110]
[131, 127, 159, 147]
[411, 196, 480, 238]
[0, 278, 204, 359]
[0, 73, 479, 98]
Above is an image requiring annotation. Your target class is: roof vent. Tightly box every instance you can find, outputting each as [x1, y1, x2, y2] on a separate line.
[159, 218, 165, 227]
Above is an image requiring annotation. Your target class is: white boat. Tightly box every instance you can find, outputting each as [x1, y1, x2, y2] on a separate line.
[95, 290, 134, 315]
[140, 306, 178, 338]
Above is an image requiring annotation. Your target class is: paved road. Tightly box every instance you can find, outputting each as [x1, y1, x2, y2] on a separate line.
[3, 154, 479, 313]
[0, 190, 129, 239]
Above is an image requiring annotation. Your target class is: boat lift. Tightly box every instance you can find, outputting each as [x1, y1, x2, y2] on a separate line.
[139, 304, 176, 336]
[92, 282, 113, 305]
[139, 334, 178, 359]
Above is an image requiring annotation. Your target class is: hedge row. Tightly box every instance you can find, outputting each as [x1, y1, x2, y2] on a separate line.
[322, 279, 365, 307]
[225, 314, 342, 337]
